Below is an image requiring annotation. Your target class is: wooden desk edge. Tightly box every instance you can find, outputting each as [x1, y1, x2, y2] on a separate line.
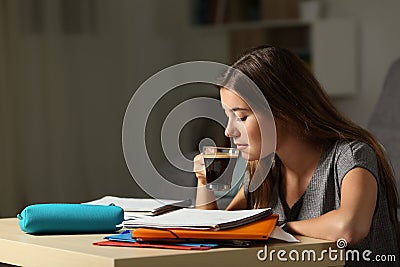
[0, 218, 344, 267]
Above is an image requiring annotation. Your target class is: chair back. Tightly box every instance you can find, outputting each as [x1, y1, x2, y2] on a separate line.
[368, 58, 400, 220]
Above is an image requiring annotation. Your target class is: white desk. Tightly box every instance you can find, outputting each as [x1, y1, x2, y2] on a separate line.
[0, 218, 344, 267]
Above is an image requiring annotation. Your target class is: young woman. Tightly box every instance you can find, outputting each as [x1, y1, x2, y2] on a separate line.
[194, 46, 399, 266]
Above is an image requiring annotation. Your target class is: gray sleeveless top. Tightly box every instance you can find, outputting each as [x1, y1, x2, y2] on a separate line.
[244, 140, 399, 266]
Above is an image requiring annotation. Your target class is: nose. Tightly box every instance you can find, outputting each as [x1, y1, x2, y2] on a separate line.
[225, 119, 240, 138]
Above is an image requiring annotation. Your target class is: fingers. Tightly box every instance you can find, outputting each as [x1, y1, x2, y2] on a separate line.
[193, 154, 207, 183]
[193, 154, 205, 171]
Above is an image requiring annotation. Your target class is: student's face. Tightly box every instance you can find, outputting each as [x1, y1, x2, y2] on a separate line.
[220, 88, 268, 161]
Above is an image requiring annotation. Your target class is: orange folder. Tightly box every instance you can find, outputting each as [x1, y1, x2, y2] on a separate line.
[132, 214, 278, 241]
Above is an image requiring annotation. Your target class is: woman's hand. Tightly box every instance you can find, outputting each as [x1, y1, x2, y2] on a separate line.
[193, 154, 207, 185]
[193, 153, 218, 209]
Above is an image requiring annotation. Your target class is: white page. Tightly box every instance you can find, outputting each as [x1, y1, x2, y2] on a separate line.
[124, 208, 271, 229]
[269, 226, 300, 242]
[83, 196, 183, 212]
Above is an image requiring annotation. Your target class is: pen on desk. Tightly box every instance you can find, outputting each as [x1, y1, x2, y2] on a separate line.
[151, 199, 192, 216]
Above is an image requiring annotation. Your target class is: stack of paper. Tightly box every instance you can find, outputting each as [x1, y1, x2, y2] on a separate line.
[83, 196, 192, 218]
[124, 208, 272, 230]
[84, 196, 191, 212]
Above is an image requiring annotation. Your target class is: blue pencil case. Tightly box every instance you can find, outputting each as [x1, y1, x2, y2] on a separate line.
[17, 203, 124, 234]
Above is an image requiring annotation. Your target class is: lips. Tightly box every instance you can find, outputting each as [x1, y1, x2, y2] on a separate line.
[235, 144, 248, 150]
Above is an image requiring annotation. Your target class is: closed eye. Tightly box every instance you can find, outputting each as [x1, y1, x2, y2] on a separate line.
[238, 116, 248, 122]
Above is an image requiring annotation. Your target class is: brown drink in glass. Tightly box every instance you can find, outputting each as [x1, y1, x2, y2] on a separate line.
[202, 147, 239, 191]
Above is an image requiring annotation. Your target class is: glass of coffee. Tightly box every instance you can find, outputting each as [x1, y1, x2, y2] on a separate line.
[202, 146, 239, 191]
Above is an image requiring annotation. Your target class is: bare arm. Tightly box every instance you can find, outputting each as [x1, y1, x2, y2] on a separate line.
[195, 179, 219, 209]
[226, 186, 248, 210]
[286, 167, 378, 245]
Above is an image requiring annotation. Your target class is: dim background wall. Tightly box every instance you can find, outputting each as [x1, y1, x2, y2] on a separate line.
[323, 0, 400, 126]
[0, 0, 400, 217]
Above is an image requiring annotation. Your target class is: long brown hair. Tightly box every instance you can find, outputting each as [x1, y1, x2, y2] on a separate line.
[225, 45, 399, 226]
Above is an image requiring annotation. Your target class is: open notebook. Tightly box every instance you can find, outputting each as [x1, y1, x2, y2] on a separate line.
[123, 208, 272, 230]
